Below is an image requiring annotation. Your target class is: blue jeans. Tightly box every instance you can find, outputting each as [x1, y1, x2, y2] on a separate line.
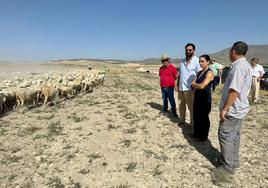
[161, 87, 176, 114]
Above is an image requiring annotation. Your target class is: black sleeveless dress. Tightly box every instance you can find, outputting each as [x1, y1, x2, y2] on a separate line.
[193, 68, 213, 141]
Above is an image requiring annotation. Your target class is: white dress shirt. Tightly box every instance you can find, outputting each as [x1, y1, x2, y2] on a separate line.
[252, 64, 265, 77]
[178, 56, 201, 91]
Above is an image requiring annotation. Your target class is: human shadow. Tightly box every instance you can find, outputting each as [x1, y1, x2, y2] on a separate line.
[178, 122, 221, 167]
[147, 102, 177, 123]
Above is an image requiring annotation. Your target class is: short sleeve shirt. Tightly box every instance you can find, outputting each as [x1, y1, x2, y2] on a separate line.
[159, 63, 178, 87]
[252, 64, 265, 77]
[178, 56, 201, 91]
[220, 57, 252, 119]
[210, 62, 224, 76]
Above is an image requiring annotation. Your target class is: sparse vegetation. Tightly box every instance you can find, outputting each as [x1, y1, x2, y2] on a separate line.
[1, 63, 267, 187]
[120, 139, 132, 147]
[108, 124, 118, 130]
[125, 127, 137, 134]
[169, 144, 188, 149]
[23, 125, 41, 135]
[36, 113, 55, 120]
[67, 112, 86, 122]
[87, 153, 102, 163]
[112, 184, 130, 188]
[125, 162, 137, 172]
[152, 165, 162, 177]
[47, 121, 63, 140]
[47, 176, 64, 188]
[79, 168, 90, 175]
[0, 120, 10, 136]
[1, 154, 23, 164]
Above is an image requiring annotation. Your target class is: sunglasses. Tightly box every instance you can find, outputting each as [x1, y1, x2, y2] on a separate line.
[161, 59, 169, 62]
[186, 49, 193, 52]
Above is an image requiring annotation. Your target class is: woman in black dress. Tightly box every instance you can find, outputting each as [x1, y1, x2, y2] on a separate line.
[191, 54, 214, 142]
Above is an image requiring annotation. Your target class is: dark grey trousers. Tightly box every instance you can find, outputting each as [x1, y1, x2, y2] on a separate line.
[218, 116, 243, 171]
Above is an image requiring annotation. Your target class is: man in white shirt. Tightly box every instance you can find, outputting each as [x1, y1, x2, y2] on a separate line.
[176, 43, 201, 126]
[250, 58, 265, 103]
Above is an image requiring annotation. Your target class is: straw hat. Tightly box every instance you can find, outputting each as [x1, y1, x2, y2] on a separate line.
[160, 54, 170, 61]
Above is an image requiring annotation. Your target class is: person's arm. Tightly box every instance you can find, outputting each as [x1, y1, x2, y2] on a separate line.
[217, 64, 223, 74]
[257, 66, 265, 82]
[173, 65, 178, 80]
[219, 88, 239, 122]
[175, 64, 180, 91]
[191, 71, 214, 89]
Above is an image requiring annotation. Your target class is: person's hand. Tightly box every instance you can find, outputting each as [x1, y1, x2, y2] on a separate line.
[175, 86, 179, 92]
[257, 77, 261, 82]
[219, 109, 227, 123]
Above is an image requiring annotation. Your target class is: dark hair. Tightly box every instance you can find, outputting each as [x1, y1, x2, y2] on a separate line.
[185, 43, 196, 51]
[231, 41, 248, 56]
[199, 54, 211, 63]
[251, 57, 259, 62]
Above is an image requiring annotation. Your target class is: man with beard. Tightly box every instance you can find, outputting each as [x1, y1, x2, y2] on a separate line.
[176, 43, 201, 126]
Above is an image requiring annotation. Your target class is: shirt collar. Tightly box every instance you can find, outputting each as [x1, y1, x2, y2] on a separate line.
[183, 55, 196, 64]
[162, 63, 170, 68]
[232, 57, 246, 66]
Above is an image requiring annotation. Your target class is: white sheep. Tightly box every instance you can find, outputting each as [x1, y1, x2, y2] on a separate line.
[15, 87, 40, 113]
[2, 89, 17, 110]
[67, 80, 82, 95]
[38, 84, 60, 110]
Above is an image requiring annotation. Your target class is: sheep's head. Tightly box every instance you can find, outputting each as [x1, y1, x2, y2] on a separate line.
[36, 89, 42, 98]
[2, 96, 7, 102]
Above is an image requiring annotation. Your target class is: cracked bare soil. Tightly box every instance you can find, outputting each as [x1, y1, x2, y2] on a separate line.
[0, 62, 267, 187]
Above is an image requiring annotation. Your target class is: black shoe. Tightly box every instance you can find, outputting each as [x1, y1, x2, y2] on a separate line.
[189, 133, 197, 138]
[216, 165, 235, 175]
[172, 112, 178, 118]
[215, 158, 240, 169]
[215, 158, 224, 166]
[160, 111, 168, 116]
[194, 138, 208, 142]
[178, 119, 186, 125]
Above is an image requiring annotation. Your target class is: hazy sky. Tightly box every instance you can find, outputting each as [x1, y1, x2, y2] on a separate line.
[0, 0, 268, 61]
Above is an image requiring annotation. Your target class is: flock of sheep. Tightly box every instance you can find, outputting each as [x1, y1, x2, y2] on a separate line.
[0, 67, 106, 114]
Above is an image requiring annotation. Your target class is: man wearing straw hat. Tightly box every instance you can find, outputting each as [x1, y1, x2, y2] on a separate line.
[159, 54, 178, 117]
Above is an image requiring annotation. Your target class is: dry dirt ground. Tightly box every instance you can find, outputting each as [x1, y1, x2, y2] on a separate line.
[0, 62, 267, 187]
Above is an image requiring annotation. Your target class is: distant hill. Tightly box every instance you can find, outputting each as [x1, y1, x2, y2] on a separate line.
[49, 44, 268, 66]
[138, 58, 180, 65]
[210, 45, 268, 66]
[50, 58, 130, 64]
[137, 45, 268, 66]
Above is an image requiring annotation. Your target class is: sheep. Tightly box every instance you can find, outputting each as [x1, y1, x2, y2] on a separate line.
[58, 85, 74, 99]
[2, 89, 17, 110]
[38, 84, 60, 110]
[0, 93, 4, 113]
[97, 74, 105, 85]
[81, 78, 95, 93]
[15, 87, 39, 113]
[67, 80, 82, 95]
